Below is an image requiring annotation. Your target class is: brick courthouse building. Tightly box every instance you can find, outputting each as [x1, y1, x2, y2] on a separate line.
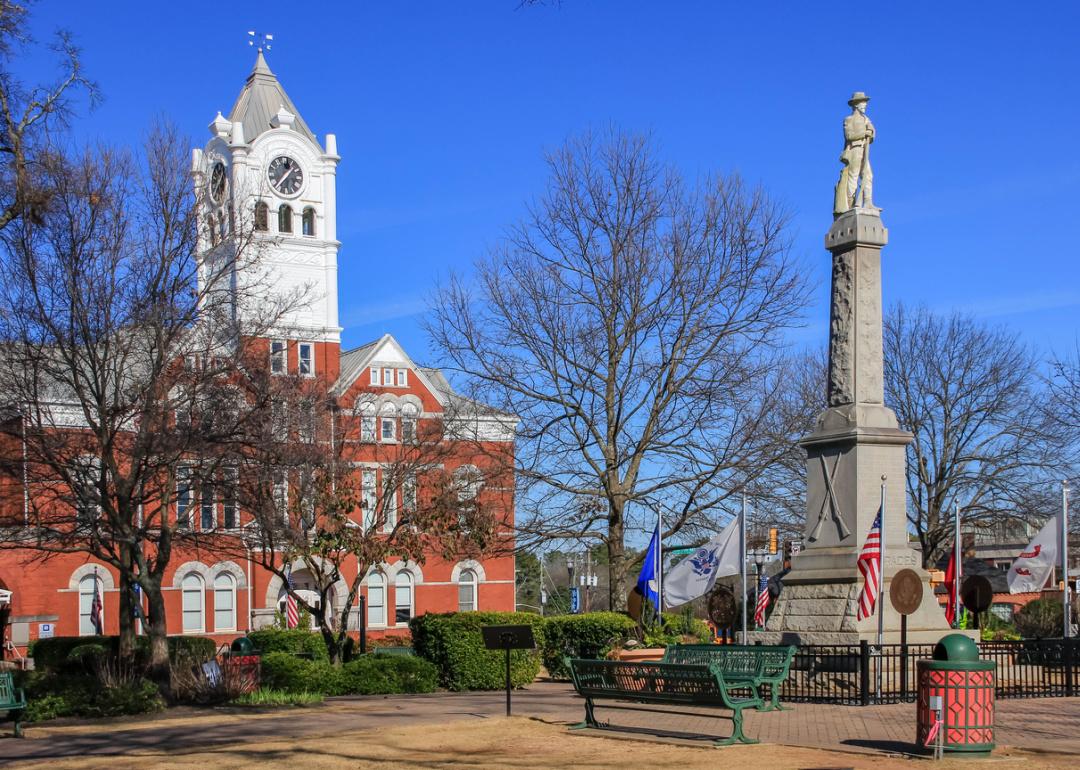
[0, 52, 516, 658]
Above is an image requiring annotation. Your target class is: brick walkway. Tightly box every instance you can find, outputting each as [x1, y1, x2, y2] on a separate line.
[1, 681, 1078, 764]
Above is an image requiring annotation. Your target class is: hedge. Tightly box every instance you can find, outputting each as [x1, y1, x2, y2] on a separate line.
[259, 651, 437, 696]
[18, 671, 164, 722]
[246, 628, 331, 661]
[30, 635, 217, 672]
[541, 612, 638, 680]
[410, 611, 545, 691]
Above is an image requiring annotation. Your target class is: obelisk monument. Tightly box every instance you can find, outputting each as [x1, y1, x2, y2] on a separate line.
[753, 92, 951, 644]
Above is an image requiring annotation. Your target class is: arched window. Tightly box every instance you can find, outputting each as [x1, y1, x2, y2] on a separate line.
[394, 571, 413, 625]
[367, 572, 385, 627]
[255, 202, 269, 231]
[78, 574, 103, 636]
[213, 573, 236, 632]
[454, 466, 484, 502]
[401, 403, 418, 443]
[380, 403, 397, 443]
[458, 569, 477, 612]
[302, 207, 316, 236]
[181, 573, 205, 633]
[278, 204, 293, 233]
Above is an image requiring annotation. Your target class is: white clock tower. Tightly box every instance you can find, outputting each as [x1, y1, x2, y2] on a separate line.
[192, 49, 342, 376]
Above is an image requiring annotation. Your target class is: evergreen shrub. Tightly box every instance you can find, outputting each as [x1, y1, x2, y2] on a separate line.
[541, 612, 638, 680]
[410, 611, 545, 691]
[246, 628, 330, 661]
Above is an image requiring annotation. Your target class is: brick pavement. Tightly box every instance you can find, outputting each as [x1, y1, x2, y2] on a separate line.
[1, 681, 1078, 764]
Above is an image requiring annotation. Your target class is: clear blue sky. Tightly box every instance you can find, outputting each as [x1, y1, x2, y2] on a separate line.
[24, 1, 1080, 363]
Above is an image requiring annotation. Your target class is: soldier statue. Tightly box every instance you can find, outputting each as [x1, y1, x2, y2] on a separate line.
[833, 91, 877, 217]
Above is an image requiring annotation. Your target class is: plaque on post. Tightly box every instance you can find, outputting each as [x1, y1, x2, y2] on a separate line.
[481, 625, 537, 716]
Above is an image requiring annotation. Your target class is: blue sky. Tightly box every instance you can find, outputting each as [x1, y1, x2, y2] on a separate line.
[23, 1, 1080, 363]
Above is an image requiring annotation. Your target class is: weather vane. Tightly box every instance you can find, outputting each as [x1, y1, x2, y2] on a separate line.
[247, 30, 274, 51]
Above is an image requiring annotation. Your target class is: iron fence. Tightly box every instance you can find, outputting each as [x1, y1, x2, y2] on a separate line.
[779, 638, 1077, 705]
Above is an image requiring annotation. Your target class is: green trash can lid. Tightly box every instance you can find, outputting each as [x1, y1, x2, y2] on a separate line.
[933, 633, 979, 662]
[230, 636, 256, 655]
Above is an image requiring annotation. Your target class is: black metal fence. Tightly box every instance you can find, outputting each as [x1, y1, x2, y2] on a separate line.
[780, 638, 1078, 705]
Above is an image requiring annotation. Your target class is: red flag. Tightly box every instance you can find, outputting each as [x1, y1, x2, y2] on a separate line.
[944, 548, 957, 627]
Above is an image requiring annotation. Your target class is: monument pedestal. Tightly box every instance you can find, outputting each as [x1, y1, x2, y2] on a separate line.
[748, 207, 955, 645]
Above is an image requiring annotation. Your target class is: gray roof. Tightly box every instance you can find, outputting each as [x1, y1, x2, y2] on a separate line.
[228, 50, 320, 149]
[337, 340, 380, 387]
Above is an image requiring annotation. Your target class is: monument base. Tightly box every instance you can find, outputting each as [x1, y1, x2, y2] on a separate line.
[746, 573, 976, 646]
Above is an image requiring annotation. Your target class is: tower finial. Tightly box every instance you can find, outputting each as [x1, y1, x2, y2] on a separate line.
[247, 30, 274, 52]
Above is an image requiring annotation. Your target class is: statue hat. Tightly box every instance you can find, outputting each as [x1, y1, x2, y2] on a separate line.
[847, 91, 870, 106]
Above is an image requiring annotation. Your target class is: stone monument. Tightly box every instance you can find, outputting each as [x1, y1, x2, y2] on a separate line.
[752, 92, 952, 645]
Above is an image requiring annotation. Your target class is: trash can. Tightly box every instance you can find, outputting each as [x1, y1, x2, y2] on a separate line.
[223, 637, 261, 694]
[916, 634, 995, 754]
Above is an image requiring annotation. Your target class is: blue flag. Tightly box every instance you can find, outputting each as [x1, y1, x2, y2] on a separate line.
[636, 524, 660, 610]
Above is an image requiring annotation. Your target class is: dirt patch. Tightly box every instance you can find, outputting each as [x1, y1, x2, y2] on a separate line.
[5, 717, 1075, 770]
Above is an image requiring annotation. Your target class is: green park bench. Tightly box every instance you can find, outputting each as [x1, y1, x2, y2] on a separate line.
[0, 671, 27, 738]
[565, 657, 762, 745]
[372, 646, 414, 657]
[662, 644, 797, 712]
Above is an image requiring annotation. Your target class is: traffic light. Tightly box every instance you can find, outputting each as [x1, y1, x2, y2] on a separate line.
[769, 528, 778, 555]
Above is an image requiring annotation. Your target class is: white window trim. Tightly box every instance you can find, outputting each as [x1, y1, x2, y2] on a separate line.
[361, 469, 377, 531]
[367, 572, 386, 628]
[298, 342, 315, 378]
[458, 569, 478, 612]
[394, 572, 414, 627]
[382, 367, 394, 387]
[369, 367, 380, 386]
[214, 573, 237, 632]
[181, 573, 206, 634]
[396, 368, 408, 387]
[270, 339, 287, 376]
[380, 416, 397, 443]
[176, 465, 193, 529]
[78, 575, 103, 637]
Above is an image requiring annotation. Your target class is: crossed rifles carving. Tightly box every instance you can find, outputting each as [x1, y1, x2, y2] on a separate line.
[810, 451, 852, 542]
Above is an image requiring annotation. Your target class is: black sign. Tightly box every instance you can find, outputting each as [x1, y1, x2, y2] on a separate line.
[961, 575, 993, 613]
[481, 624, 537, 651]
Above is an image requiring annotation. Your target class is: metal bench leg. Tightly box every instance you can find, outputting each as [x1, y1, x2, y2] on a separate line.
[769, 684, 791, 711]
[715, 706, 759, 746]
[570, 697, 599, 730]
[13, 710, 23, 739]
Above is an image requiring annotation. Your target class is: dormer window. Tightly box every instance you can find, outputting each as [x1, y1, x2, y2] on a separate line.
[278, 204, 293, 233]
[255, 202, 269, 231]
[302, 207, 316, 237]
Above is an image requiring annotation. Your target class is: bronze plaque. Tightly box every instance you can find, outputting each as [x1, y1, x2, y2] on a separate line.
[889, 568, 923, 615]
[707, 586, 737, 627]
[961, 575, 993, 613]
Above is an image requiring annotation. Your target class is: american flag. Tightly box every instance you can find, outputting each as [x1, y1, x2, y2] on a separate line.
[90, 574, 104, 634]
[753, 573, 771, 628]
[284, 566, 299, 629]
[856, 510, 882, 621]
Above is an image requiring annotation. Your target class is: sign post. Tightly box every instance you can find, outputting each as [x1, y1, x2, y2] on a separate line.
[481, 625, 537, 717]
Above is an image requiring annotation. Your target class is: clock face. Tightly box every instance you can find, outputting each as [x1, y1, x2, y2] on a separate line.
[268, 156, 304, 196]
[209, 162, 226, 203]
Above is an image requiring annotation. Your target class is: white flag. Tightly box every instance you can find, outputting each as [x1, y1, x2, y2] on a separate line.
[663, 517, 741, 608]
[1007, 514, 1059, 594]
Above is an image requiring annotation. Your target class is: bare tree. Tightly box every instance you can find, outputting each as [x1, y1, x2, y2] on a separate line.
[0, 122, 294, 677]
[222, 379, 508, 664]
[428, 130, 809, 608]
[883, 304, 1072, 566]
[0, 1, 96, 230]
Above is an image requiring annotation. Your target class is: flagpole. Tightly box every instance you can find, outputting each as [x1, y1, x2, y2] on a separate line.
[740, 493, 747, 643]
[656, 507, 663, 625]
[877, 476, 886, 649]
[1064, 480, 1071, 639]
[954, 501, 961, 629]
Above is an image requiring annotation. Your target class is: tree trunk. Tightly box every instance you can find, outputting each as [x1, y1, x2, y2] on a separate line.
[607, 509, 627, 611]
[116, 544, 136, 662]
[144, 578, 170, 687]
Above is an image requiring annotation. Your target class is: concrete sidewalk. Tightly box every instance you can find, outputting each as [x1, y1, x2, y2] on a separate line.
[1, 681, 1078, 764]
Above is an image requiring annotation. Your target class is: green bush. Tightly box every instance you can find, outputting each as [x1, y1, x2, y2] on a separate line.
[341, 655, 438, 694]
[259, 650, 437, 696]
[29, 635, 217, 673]
[247, 628, 330, 661]
[410, 611, 545, 691]
[541, 613, 638, 680]
[1014, 599, 1064, 639]
[18, 672, 164, 722]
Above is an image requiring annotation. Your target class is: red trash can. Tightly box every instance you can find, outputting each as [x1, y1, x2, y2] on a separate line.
[916, 634, 995, 754]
